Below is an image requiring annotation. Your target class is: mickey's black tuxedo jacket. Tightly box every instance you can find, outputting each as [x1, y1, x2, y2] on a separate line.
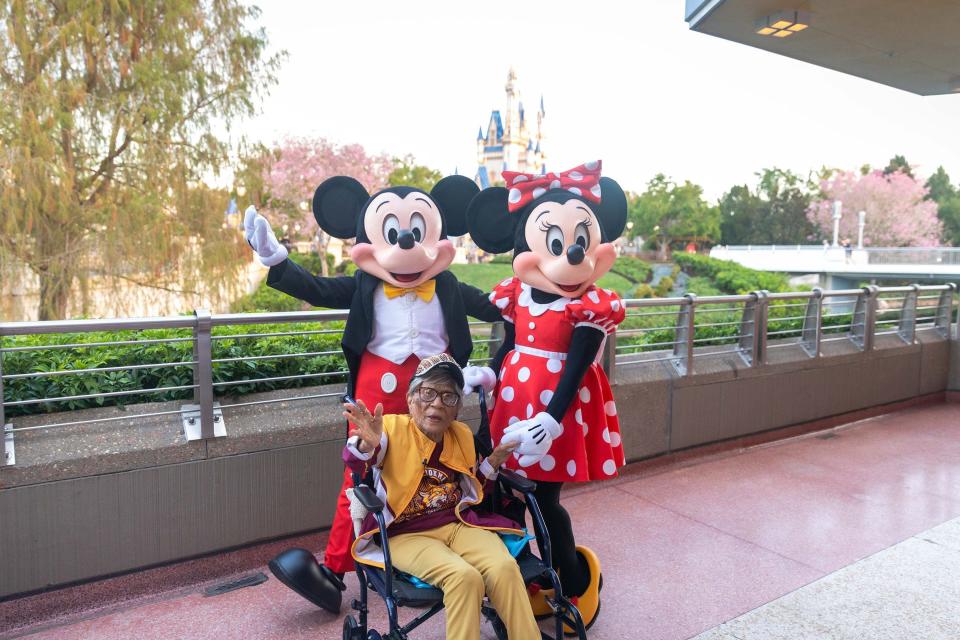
[267, 259, 502, 396]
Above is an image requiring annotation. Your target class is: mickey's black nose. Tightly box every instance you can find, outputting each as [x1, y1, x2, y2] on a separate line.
[397, 229, 416, 250]
[566, 244, 585, 265]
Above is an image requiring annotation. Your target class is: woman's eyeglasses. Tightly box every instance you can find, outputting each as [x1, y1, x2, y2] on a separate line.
[417, 387, 460, 407]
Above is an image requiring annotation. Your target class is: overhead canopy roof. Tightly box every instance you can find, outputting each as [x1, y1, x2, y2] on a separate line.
[685, 1, 960, 95]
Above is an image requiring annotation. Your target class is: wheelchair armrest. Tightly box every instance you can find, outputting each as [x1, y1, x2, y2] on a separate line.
[497, 468, 537, 494]
[353, 484, 384, 514]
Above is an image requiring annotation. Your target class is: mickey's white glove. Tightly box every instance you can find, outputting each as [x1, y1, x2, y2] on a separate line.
[462, 366, 497, 395]
[500, 412, 562, 467]
[243, 205, 288, 267]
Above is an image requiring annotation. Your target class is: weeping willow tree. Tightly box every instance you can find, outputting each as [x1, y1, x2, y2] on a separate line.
[0, 0, 282, 320]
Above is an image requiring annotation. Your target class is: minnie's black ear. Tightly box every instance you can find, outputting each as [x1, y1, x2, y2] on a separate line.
[466, 187, 515, 253]
[595, 177, 628, 241]
[430, 176, 480, 237]
[312, 176, 370, 239]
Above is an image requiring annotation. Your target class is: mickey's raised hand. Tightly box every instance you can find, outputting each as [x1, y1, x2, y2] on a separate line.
[243, 205, 289, 267]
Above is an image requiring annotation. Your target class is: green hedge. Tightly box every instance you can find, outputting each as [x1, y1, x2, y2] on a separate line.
[2, 322, 346, 418]
[672, 253, 793, 294]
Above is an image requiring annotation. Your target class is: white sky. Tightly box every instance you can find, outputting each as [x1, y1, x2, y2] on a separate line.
[241, 0, 960, 201]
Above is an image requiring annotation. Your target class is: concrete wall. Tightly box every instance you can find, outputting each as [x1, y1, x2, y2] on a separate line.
[0, 329, 955, 599]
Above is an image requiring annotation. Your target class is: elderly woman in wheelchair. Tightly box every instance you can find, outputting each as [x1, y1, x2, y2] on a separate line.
[342, 353, 542, 640]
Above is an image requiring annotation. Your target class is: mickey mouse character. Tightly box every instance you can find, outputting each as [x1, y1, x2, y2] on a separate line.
[245, 175, 501, 614]
[466, 160, 627, 631]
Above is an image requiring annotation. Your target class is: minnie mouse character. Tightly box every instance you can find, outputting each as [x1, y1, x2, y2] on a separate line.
[245, 175, 501, 613]
[466, 160, 627, 630]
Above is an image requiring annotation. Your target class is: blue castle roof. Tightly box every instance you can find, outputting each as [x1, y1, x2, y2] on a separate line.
[488, 110, 504, 141]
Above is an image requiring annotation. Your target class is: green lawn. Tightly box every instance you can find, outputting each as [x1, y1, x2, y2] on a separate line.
[448, 263, 633, 296]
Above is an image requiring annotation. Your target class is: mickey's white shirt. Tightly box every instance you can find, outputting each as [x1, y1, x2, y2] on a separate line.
[366, 283, 449, 364]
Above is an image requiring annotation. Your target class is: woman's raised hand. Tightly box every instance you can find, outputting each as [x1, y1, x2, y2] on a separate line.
[343, 399, 384, 453]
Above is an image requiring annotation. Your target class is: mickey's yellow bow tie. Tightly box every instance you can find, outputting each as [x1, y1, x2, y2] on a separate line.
[383, 279, 436, 302]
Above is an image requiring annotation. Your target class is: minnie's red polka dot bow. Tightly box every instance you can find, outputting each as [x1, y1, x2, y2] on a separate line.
[502, 160, 603, 213]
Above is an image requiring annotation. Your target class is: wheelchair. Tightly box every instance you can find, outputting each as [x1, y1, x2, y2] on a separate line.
[342, 392, 589, 640]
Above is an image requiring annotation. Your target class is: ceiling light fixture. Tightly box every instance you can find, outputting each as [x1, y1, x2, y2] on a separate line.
[755, 10, 811, 37]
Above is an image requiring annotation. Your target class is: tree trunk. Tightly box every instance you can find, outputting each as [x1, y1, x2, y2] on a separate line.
[37, 266, 73, 321]
[35, 224, 77, 321]
[318, 231, 330, 277]
[657, 239, 670, 262]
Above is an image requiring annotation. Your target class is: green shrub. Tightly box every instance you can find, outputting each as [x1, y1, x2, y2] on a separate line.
[684, 276, 724, 297]
[634, 284, 654, 298]
[610, 256, 652, 285]
[654, 276, 674, 298]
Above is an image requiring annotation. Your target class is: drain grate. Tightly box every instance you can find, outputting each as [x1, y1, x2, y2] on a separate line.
[204, 572, 268, 597]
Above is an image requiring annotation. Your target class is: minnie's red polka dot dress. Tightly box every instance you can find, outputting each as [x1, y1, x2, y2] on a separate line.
[488, 277, 626, 482]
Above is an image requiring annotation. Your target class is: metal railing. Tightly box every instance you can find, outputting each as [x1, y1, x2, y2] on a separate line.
[1, 283, 956, 467]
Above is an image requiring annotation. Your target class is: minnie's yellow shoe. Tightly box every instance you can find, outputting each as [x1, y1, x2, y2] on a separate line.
[563, 545, 602, 636]
[527, 582, 556, 618]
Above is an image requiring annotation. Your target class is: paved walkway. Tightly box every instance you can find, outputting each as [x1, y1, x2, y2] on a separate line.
[3, 401, 959, 640]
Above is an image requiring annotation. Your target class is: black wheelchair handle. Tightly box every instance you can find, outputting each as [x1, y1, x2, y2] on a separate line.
[353, 484, 384, 514]
[497, 467, 537, 493]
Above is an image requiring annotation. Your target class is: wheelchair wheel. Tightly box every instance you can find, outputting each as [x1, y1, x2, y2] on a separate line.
[366, 632, 382, 640]
[343, 615, 362, 640]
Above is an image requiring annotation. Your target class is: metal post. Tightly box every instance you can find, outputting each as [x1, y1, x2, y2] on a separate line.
[181, 308, 224, 441]
[671, 294, 696, 376]
[857, 211, 866, 249]
[755, 291, 769, 367]
[601, 328, 617, 383]
[737, 292, 758, 366]
[738, 291, 767, 367]
[0, 338, 13, 467]
[489, 321, 505, 361]
[934, 284, 956, 338]
[195, 309, 215, 439]
[800, 289, 823, 358]
[832, 200, 842, 247]
[851, 285, 878, 351]
[897, 284, 919, 345]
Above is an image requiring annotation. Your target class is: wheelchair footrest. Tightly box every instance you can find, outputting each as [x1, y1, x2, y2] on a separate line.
[364, 566, 444, 607]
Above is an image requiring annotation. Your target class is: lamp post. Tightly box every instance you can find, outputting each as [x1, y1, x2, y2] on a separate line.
[857, 211, 866, 249]
[831, 200, 842, 247]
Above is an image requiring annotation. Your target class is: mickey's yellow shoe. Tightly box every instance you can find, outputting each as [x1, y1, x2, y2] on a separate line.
[563, 546, 602, 636]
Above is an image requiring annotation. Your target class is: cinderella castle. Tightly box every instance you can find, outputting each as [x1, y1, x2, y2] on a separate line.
[475, 68, 546, 188]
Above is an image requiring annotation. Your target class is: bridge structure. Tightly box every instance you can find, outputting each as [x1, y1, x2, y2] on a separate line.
[710, 245, 960, 290]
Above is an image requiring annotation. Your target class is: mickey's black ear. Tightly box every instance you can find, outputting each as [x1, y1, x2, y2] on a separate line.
[430, 176, 480, 237]
[466, 187, 515, 253]
[595, 177, 627, 241]
[312, 176, 369, 239]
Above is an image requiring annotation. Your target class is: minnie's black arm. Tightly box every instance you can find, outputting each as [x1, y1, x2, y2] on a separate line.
[544, 326, 605, 422]
[490, 321, 516, 374]
[265, 259, 356, 309]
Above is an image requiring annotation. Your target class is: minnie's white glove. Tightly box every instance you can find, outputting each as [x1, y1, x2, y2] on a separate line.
[462, 366, 497, 395]
[243, 205, 289, 267]
[500, 412, 562, 467]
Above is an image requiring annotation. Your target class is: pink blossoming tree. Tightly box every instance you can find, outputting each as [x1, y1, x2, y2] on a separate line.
[807, 170, 942, 247]
[260, 137, 393, 274]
